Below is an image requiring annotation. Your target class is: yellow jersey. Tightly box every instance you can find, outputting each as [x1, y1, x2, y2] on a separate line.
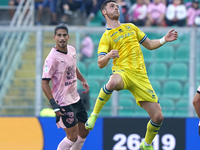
[98, 23, 147, 74]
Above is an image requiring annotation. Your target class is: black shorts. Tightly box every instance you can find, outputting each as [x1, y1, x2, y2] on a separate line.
[56, 99, 88, 128]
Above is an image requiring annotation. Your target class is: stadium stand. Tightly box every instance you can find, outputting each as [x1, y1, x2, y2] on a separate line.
[198, 65, 200, 80]
[159, 99, 175, 117]
[77, 62, 87, 77]
[174, 100, 189, 117]
[86, 63, 107, 80]
[183, 82, 189, 99]
[118, 98, 135, 117]
[141, 47, 155, 62]
[148, 63, 168, 80]
[119, 89, 133, 99]
[150, 80, 162, 97]
[175, 45, 189, 62]
[155, 45, 174, 62]
[162, 81, 182, 99]
[87, 80, 101, 100]
[134, 106, 149, 117]
[169, 63, 188, 81]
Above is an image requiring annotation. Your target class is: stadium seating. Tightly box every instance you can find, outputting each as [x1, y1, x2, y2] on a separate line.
[159, 99, 175, 117]
[169, 63, 188, 81]
[162, 81, 182, 99]
[118, 98, 135, 116]
[0, 0, 9, 5]
[86, 63, 107, 80]
[89, 33, 102, 45]
[155, 45, 174, 62]
[99, 109, 111, 116]
[174, 100, 189, 117]
[179, 33, 190, 44]
[141, 46, 155, 62]
[87, 80, 101, 100]
[150, 80, 161, 97]
[134, 107, 149, 117]
[197, 65, 200, 80]
[146, 32, 159, 39]
[183, 82, 189, 98]
[77, 62, 87, 76]
[119, 89, 133, 99]
[175, 46, 189, 62]
[147, 63, 168, 80]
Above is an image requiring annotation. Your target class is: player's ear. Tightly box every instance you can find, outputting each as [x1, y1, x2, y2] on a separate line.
[102, 10, 106, 16]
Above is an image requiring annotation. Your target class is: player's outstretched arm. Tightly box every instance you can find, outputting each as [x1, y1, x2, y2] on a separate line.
[98, 50, 119, 68]
[141, 29, 178, 50]
[164, 29, 178, 42]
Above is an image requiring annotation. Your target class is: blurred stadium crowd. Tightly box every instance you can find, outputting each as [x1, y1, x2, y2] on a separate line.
[4, 0, 200, 27]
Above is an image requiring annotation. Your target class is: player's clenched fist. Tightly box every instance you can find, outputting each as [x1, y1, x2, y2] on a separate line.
[108, 50, 119, 59]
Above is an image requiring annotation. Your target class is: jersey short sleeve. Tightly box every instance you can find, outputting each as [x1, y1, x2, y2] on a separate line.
[133, 25, 147, 44]
[98, 32, 110, 56]
[42, 58, 56, 79]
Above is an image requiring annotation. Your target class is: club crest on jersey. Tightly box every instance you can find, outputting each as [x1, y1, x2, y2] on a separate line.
[66, 66, 75, 80]
[118, 29, 123, 33]
[125, 25, 133, 31]
[66, 118, 74, 124]
[44, 65, 48, 72]
[67, 112, 74, 117]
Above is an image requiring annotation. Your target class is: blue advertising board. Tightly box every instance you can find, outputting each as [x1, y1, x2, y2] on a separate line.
[39, 117, 103, 150]
[186, 118, 200, 150]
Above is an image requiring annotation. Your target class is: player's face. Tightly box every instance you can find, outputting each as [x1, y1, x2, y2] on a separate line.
[54, 29, 69, 48]
[105, 2, 120, 20]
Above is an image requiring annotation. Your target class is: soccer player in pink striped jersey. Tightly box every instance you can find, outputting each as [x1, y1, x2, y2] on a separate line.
[193, 85, 200, 136]
[42, 24, 90, 150]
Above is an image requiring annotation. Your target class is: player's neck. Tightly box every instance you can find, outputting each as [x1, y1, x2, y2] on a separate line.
[106, 19, 121, 29]
[55, 45, 68, 53]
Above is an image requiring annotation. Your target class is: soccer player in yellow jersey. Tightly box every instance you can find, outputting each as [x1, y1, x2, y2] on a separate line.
[85, 0, 178, 149]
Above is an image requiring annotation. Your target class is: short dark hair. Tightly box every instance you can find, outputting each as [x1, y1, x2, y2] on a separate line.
[54, 24, 68, 35]
[100, 0, 117, 13]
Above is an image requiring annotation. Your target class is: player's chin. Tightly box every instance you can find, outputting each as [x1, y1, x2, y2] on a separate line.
[59, 44, 67, 48]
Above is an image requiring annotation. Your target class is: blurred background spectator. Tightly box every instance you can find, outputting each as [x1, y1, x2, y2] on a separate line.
[43, 0, 58, 25]
[79, 34, 94, 62]
[165, 0, 187, 26]
[5, 0, 200, 27]
[9, 0, 26, 19]
[187, 0, 200, 27]
[35, 0, 44, 25]
[128, 0, 147, 26]
[86, 0, 105, 22]
[145, 0, 166, 26]
[59, 0, 83, 24]
[9, 0, 20, 19]
[116, 0, 128, 23]
[84, 0, 98, 19]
